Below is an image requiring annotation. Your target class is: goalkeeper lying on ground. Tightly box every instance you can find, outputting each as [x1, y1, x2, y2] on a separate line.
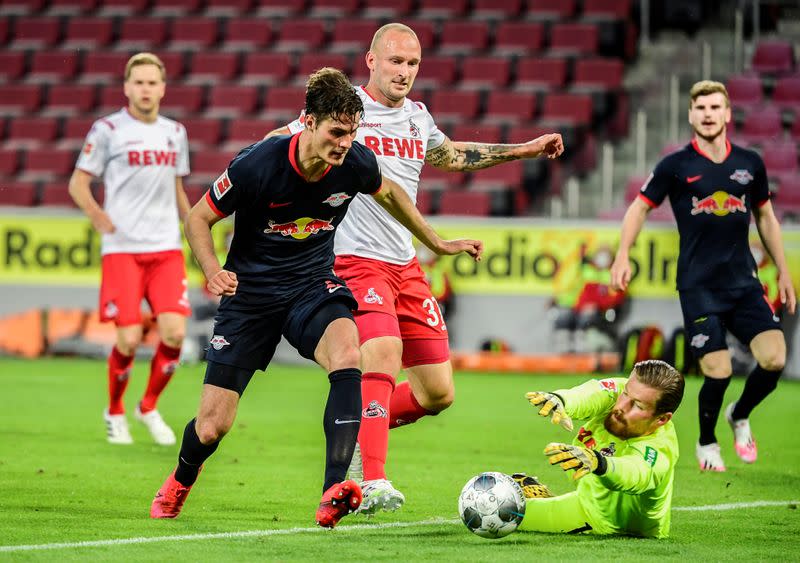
[516, 359, 684, 538]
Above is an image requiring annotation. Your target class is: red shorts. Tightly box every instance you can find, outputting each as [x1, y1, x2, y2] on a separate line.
[100, 250, 191, 326]
[334, 254, 449, 367]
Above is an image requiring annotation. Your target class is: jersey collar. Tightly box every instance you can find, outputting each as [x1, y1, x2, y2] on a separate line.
[289, 132, 332, 182]
[691, 138, 731, 163]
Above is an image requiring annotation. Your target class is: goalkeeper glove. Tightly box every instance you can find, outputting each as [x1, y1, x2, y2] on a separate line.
[543, 442, 607, 481]
[526, 392, 574, 431]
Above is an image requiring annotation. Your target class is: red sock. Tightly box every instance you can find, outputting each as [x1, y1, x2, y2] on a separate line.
[359, 372, 395, 481]
[389, 380, 431, 429]
[140, 342, 181, 413]
[108, 346, 133, 415]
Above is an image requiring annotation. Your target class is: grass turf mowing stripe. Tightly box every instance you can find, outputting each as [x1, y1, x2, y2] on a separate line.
[2, 501, 798, 553]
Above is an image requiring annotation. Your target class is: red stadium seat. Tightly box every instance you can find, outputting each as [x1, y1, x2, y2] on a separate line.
[773, 76, 800, 114]
[460, 57, 510, 89]
[726, 75, 764, 113]
[505, 123, 557, 144]
[525, 0, 576, 21]
[329, 19, 379, 54]
[415, 189, 433, 214]
[550, 23, 599, 55]
[419, 164, 465, 191]
[183, 185, 208, 205]
[573, 58, 624, 90]
[97, 0, 149, 15]
[541, 93, 593, 126]
[188, 149, 238, 184]
[0, 0, 46, 15]
[761, 141, 798, 175]
[117, 18, 169, 50]
[413, 55, 458, 88]
[739, 105, 783, 145]
[451, 122, 503, 143]
[0, 149, 20, 175]
[223, 18, 272, 51]
[438, 190, 491, 216]
[0, 181, 36, 206]
[225, 119, 276, 150]
[206, 85, 259, 117]
[169, 18, 219, 50]
[10, 17, 61, 49]
[254, 0, 307, 16]
[394, 20, 435, 50]
[241, 52, 293, 85]
[0, 51, 25, 82]
[21, 148, 76, 181]
[81, 52, 130, 84]
[59, 116, 96, 148]
[471, 0, 522, 20]
[150, 0, 202, 15]
[417, 0, 467, 18]
[0, 17, 7, 44]
[261, 85, 306, 120]
[40, 182, 79, 207]
[427, 90, 481, 123]
[160, 84, 206, 117]
[97, 84, 127, 114]
[309, 0, 358, 17]
[484, 90, 537, 124]
[624, 175, 648, 203]
[296, 53, 350, 79]
[274, 19, 327, 52]
[63, 17, 113, 48]
[186, 52, 240, 84]
[362, 0, 413, 18]
[515, 57, 568, 91]
[0, 84, 42, 115]
[492, 22, 544, 55]
[751, 41, 795, 76]
[182, 117, 223, 149]
[469, 160, 524, 190]
[205, 0, 254, 16]
[582, 0, 632, 19]
[156, 51, 186, 80]
[438, 21, 489, 54]
[6, 116, 59, 148]
[27, 51, 79, 83]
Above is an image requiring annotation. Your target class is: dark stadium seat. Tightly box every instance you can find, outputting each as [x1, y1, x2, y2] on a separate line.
[182, 117, 223, 149]
[10, 17, 61, 49]
[413, 55, 458, 88]
[471, 0, 522, 20]
[205, 0, 254, 16]
[5, 117, 59, 148]
[751, 41, 795, 76]
[40, 182, 78, 207]
[117, 18, 169, 50]
[224, 119, 276, 150]
[63, 17, 113, 48]
[0, 181, 36, 206]
[0, 51, 25, 82]
[582, 0, 632, 19]
[738, 105, 783, 145]
[0, 17, 7, 44]
[21, 149, 76, 181]
[492, 22, 544, 55]
[460, 57, 511, 89]
[160, 84, 206, 117]
[186, 52, 240, 84]
[451, 122, 503, 143]
[274, 19, 327, 52]
[27, 51, 79, 83]
[394, 20, 435, 50]
[438, 21, 489, 54]
[261, 85, 306, 121]
[158, 51, 186, 80]
[97, 0, 149, 15]
[309, 0, 358, 17]
[169, 18, 219, 50]
[206, 85, 259, 117]
[0, 0, 46, 15]
[362, 0, 413, 18]
[329, 19, 379, 54]
[549, 23, 599, 55]
[417, 0, 468, 19]
[726, 75, 764, 113]
[241, 52, 293, 85]
[525, 0, 576, 21]
[223, 18, 272, 51]
[438, 190, 491, 216]
[428, 90, 481, 123]
[0, 149, 20, 175]
[254, 0, 307, 16]
[792, 116, 800, 141]
[484, 90, 537, 124]
[150, 0, 202, 16]
[541, 93, 593, 126]
[296, 53, 350, 79]
[0, 84, 42, 115]
[515, 57, 568, 91]
[573, 58, 624, 90]
[81, 52, 130, 83]
[773, 76, 800, 114]
[60, 116, 96, 148]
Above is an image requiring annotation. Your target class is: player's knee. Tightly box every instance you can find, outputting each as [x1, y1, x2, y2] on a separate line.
[161, 330, 185, 349]
[362, 342, 403, 375]
[195, 419, 231, 444]
[758, 351, 785, 372]
[117, 335, 142, 355]
[420, 385, 455, 413]
[328, 342, 361, 372]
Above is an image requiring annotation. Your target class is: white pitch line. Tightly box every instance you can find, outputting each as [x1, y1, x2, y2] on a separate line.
[2, 500, 798, 553]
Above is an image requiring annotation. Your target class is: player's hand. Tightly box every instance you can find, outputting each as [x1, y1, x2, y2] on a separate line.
[520, 133, 564, 160]
[610, 254, 631, 292]
[778, 270, 797, 314]
[525, 392, 573, 431]
[207, 269, 238, 297]
[544, 443, 600, 481]
[89, 210, 116, 234]
[437, 239, 483, 261]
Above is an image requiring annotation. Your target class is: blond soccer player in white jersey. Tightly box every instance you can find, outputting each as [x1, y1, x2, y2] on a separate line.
[267, 23, 565, 515]
[68, 53, 192, 447]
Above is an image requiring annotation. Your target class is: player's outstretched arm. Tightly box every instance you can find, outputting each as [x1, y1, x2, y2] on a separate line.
[175, 176, 191, 223]
[68, 168, 115, 234]
[754, 200, 797, 314]
[371, 177, 483, 261]
[185, 196, 238, 297]
[525, 392, 573, 431]
[425, 133, 564, 172]
[610, 198, 651, 292]
[264, 125, 291, 139]
[544, 443, 605, 481]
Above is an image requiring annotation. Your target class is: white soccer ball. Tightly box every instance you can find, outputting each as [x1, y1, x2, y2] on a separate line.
[458, 472, 526, 539]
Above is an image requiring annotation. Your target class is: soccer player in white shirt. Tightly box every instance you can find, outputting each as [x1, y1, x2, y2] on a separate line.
[68, 53, 192, 447]
[268, 23, 565, 515]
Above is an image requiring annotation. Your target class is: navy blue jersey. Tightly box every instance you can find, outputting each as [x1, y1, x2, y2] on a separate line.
[639, 139, 770, 290]
[206, 133, 382, 292]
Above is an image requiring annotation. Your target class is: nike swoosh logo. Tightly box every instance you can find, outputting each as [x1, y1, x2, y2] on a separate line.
[269, 201, 292, 208]
[334, 419, 359, 424]
[328, 286, 342, 293]
[687, 175, 702, 183]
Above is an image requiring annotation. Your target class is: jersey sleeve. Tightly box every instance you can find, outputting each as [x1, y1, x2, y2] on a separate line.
[74, 120, 112, 177]
[420, 103, 446, 151]
[554, 378, 627, 420]
[286, 110, 306, 134]
[596, 440, 672, 494]
[206, 151, 258, 217]
[176, 123, 190, 177]
[751, 152, 770, 206]
[638, 158, 674, 208]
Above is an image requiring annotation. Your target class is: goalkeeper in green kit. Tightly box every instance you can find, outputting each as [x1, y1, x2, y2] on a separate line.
[516, 360, 684, 538]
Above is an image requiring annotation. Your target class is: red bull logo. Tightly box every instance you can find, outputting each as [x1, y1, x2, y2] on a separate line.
[263, 217, 335, 239]
[691, 191, 747, 216]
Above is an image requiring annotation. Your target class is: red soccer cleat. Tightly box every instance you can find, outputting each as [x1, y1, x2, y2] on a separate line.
[315, 479, 363, 528]
[150, 469, 196, 519]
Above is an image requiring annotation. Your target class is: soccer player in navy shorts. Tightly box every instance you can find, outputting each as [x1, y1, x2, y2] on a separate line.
[149, 68, 482, 528]
[610, 80, 796, 472]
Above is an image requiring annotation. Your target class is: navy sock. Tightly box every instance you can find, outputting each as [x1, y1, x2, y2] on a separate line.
[731, 365, 782, 420]
[698, 377, 730, 446]
[323, 368, 362, 492]
[174, 418, 220, 486]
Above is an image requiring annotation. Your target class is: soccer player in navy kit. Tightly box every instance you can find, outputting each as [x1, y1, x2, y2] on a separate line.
[610, 80, 796, 472]
[149, 68, 482, 527]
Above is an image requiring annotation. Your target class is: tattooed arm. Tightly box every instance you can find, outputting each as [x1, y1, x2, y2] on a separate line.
[425, 133, 564, 171]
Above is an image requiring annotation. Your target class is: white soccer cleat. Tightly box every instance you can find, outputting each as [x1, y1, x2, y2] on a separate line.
[135, 404, 177, 446]
[103, 409, 133, 445]
[346, 442, 363, 483]
[725, 402, 757, 463]
[357, 479, 405, 516]
[696, 442, 726, 472]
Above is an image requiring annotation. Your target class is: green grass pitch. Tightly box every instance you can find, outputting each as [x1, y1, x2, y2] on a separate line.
[1, 357, 798, 561]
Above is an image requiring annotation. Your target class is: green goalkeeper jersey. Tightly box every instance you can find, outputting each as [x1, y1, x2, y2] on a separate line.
[555, 377, 679, 538]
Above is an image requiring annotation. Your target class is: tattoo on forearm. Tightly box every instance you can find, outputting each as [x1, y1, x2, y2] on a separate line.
[426, 142, 519, 171]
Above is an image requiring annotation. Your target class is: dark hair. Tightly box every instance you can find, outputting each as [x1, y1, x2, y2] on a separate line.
[305, 67, 363, 125]
[633, 360, 685, 415]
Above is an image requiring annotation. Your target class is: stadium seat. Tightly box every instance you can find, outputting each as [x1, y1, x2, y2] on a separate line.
[541, 93, 593, 126]
[417, 0, 468, 19]
[188, 149, 238, 184]
[0, 149, 19, 175]
[471, 0, 522, 20]
[623, 175, 648, 203]
[97, 84, 128, 114]
[582, 0, 632, 19]
[274, 19, 327, 52]
[5, 117, 59, 149]
[451, 122, 503, 143]
[296, 53, 350, 80]
[492, 22, 544, 55]
[27, 51, 79, 83]
[117, 18, 169, 50]
[40, 182, 78, 207]
[515, 57, 568, 91]
[468, 159, 524, 190]
[186, 52, 240, 84]
[0, 17, 7, 44]
[169, 18, 219, 50]
[158, 51, 186, 80]
[254, 0, 307, 16]
[206, 85, 259, 117]
[21, 148, 76, 181]
[0, 0, 46, 15]
[160, 84, 205, 117]
[362, 0, 413, 18]
[393, 20, 435, 50]
[761, 141, 798, 176]
[329, 19, 379, 54]
[150, 0, 202, 16]
[419, 164, 464, 191]
[550, 23, 599, 55]
[573, 58, 624, 90]
[773, 76, 800, 114]
[182, 184, 207, 205]
[81, 52, 131, 84]
[0, 84, 41, 115]
[0, 181, 36, 206]
[63, 17, 113, 48]
[415, 189, 433, 214]
[182, 117, 223, 149]
[438, 190, 491, 216]
[725, 75, 764, 113]
[427, 90, 481, 123]
[224, 119, 276, 150]
[204, 0, 254, 16]
[413, 55, 458, 88]
[97, 0, 149, 15]
[10, 17, 61, 49]
[223, 18, 272, 51]
[0, 51, 25, 82]
[751, 41, 795, 76]
[261, 85, 306, 121]
[525, 0, 576, 21]
[778, 175, 800, 199]
[438, 21, 489, 55]
[738, 105, 783, 145]
[241, 52, 293, 85]
[504, 123, 554, 144]
[309, 0, 358, 17]
[49, 0, 95, 15]
[484, 90, 537, 124]
[59, 116, 96, 148]
[459, 57, 511, 90]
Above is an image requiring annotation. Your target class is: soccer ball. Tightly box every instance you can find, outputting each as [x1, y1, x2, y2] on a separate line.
[458, 472, 526, 539]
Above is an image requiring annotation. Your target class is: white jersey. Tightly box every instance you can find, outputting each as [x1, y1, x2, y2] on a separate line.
[288, 86, 446, 264]
[76, 108, 190, 255]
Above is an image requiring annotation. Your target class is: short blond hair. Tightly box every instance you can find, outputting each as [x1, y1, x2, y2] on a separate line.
[125, 52, 166, 81]
[689, 80, 729, 109]
[370, 23, 419, 52]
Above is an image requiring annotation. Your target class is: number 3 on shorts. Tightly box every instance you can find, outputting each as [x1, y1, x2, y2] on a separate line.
[422, 297, 446, 331]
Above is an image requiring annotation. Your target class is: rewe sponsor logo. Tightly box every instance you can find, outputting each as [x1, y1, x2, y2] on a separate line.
[127, 150, 177, 166]
[363, 135, 425, 160]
